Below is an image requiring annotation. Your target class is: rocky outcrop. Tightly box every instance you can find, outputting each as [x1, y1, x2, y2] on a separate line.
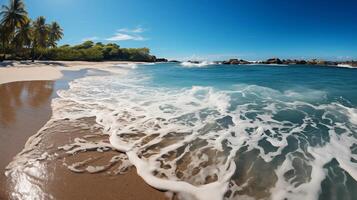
[166, 57, 356, 68]
[317, 60, 338, 66]
[169, 60, 180, 63]
[281, 59, 307, 65]
[260, 58, 339, 66]
[222, 59, 250, 65]
[295, 60, 307, 65]
[155, 58, 168, 62]
[306, 59, 337, 66]
[264, 58, 283, 64]
[222, 59, 239, 65]
[187, 60, 200, 64]
[307, 59, 318, 65]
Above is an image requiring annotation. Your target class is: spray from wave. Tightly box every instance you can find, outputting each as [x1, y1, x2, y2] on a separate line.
[181, 61, 215, 68]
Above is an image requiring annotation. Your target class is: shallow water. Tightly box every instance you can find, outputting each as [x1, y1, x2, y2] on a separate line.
[2, 68, 166, 200]
[0, 81, 55, 199]
[15, 63, 357, 200]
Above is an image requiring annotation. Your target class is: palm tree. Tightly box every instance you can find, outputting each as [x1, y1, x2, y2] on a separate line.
[13, 20, 32, 57]
[0, 0, 28, 60]
[0, 25, 7, 60]
[31, 16, 48, 62]
[48, 22, 63, 48]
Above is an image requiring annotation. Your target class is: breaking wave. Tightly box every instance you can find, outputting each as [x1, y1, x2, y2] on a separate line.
[181, 61, 215, 68]
[6, 64, 357, 200]
[46, 70, 357, 200]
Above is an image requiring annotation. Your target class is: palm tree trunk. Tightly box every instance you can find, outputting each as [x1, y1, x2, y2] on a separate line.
[31, 46, 35, 62]
[1, 39, 5, 62]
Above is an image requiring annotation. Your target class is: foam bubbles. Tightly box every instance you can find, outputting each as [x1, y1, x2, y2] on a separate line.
[45, 70, 357, 199]
[181, 61, 215, 68]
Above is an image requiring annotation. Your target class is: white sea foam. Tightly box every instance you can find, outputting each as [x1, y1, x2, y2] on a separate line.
[181, 61, 215, 68]
[337, 64, 355, 69]
[48, 71, 357, 200]
[113, 63, 140, 69]
[8, 67, 356, 200]
[247, 63, 289, 67]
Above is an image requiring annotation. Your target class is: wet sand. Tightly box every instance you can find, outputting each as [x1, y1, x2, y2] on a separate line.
[0, 74, 167, 199]
[0, 81, 54, 199]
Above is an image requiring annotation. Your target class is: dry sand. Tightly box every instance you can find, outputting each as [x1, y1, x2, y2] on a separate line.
[0, 60, 144, 85]
[0, 62, 168, 200]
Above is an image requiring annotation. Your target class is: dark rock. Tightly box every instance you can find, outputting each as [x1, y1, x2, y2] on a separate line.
[228, 59, 240, 64]
[187, 60, 200, 64]
[239, 59, 250, 64]
[295, 60, 307, 65]
[222, 59, 250, 65]
[265, 58, 283, 64]
[155, 58, 168, 62]
[307, 59, 318, 65]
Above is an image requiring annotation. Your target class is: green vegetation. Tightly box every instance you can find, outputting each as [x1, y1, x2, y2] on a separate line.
[0, 0, 156, 62]
[0, 0, 63, 62]
[37, 41, 156, 62]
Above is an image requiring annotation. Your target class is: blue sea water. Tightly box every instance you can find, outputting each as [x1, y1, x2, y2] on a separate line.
[138, 63, 357, 106]
[56, 63, 357, 200]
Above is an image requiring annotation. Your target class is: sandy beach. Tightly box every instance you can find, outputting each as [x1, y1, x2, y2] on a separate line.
[0, 61, 167, 200]
[2, 60, 356, 200]
[1, 0, 357, 199]
[0, 61, 147, 85]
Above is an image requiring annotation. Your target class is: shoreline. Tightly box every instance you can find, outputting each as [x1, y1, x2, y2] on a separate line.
[0, 60, 147, 85]
[0, 63, 168, 200]
[1, 60, 355, 86]
[0, 81, 54, 199]
[2, 60, 356, 200]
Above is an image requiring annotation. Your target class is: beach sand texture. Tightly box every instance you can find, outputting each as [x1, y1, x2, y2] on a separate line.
[0, 61, 143, 85]
[0, 62, 167, 200]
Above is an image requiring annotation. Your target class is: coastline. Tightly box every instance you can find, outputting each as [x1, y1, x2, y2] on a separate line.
[0, 60, 148, 85]
[0, 81, 54, 199]
[0, 62, 168, 200]
[1, 61, 356, 200]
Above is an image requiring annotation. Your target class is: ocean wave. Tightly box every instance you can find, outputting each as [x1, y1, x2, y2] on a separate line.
[44, 72, 357, 200]
[181, 61, 215, 68]
[247, 63, 289, 67]
[337, 64, 355, 69]
[7, 68, 356, 200]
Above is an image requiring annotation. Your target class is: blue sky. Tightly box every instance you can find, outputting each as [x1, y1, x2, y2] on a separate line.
[3, 0, 357, 60]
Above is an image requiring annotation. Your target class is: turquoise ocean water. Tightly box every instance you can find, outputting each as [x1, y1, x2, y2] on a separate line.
[56, 63, 357, 200]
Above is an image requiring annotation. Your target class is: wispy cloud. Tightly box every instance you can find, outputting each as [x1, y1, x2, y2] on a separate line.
[81, 26, 148, 42]
[106, 26, 147, 41]
[118, 27, 145, 33]
[106, 33, 146, 41]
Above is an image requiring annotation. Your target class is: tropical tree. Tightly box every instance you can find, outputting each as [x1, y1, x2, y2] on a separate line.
[0, 0, 28, 60]
[31, 16, 48, 61]
[48, 21, 63, 48]
[12, 19, 31, 57]
[0, 25, 7, 60]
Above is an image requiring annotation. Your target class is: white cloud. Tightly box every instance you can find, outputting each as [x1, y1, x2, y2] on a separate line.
[106, 26, 147, 41]
[118, 27, 145, 33]
[106, 33, 146, 41]
[82, 26, 148, 42]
